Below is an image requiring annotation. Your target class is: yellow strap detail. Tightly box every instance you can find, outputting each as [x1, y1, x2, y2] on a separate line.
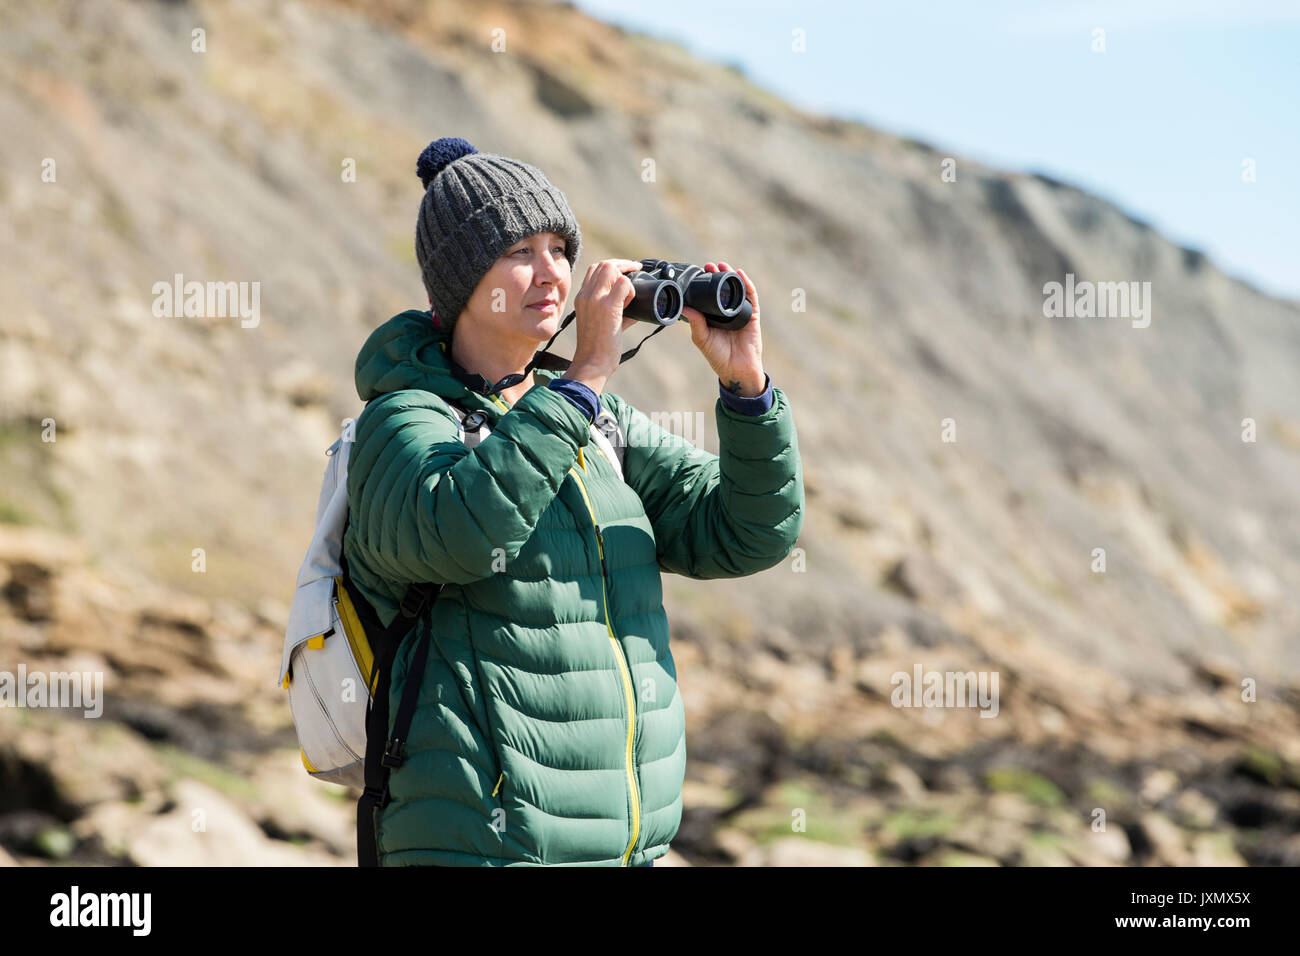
[577, 447, 586, 472]
[306, 634, 325, 650]
[492, 772, 504, 797]
[301, 749, 319, 774]
[282, 673, 290, 690]
[333, 576, 375, 688]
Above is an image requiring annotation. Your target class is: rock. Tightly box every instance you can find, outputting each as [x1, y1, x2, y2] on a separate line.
[0, 526, 86, 568]
[931, 765, 974, 792]
[1174, 788, 1219, 829]
[713, 828, 761, 866]
[763, 837, 875, 867]
[1256, 832, 1300, 866]
[1194, 657, 1239, 690]
[881, 554, 963, 606]
[1020, 837, 1073, 866]
[9, 713, 169, 809]
[1138, 812, 1191, 865]
[1037, 705, 1067, 735]
[948, 815, 1027, 863]
[124, 779, 341, 867]
[269, 359, 333, 408]
[137, 594, 213, 637]
[254, 598, 290, 631]
[1140, 769, 1179, 804]
[986, 791, 1040, 824]
[918, 848, 1001, 866]
[681, 777, 741, 812]
[828, 644, 856, 682]
[248, 755, 355, 857]
[1073, 824, 1132, 865]
[1190, 831, 1245, 866]
[878, 762, 927, 800]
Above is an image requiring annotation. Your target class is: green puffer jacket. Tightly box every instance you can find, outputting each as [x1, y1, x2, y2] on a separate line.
[343, 309, 803, 866]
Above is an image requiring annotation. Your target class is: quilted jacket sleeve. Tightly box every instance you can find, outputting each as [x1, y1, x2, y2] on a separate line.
[602, 386, 803, 579]
[346, 383, 593, 592]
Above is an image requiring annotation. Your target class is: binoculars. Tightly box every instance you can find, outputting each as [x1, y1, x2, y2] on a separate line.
[624, 258, 753, 331]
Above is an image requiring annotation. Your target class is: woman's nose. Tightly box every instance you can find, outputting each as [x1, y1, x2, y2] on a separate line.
[536, 249, 566, 285]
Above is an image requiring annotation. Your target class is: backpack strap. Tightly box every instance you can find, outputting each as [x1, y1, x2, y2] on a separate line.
[354, 395, 481, 867]
[590, 407, 625, 481]
[450, 392, 625, 479]
[356, 577, 437, 867]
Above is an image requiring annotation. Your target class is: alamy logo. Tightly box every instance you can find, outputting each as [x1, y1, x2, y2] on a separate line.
[0, 665, 103, 718]
[890, 664, 1000, 718]
[151, 273, 260, 327]
[50, 886, 151, 936]
[607, 404, 708, 448]
[1042, 273, 1152, 328]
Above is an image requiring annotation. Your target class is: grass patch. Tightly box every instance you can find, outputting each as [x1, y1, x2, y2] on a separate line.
[1027, 829, 1066, 850]
[0, 422, 76, 532]
[1084, 777, 1132, 807]
[100, 185, 136, 241]
[984, 766, 1065, 807]
[733, 779, 865, 847]
[829, 303, 857, 324]
[152, 743, 258, 802]
[933, 850, 997, 866]
[881, 807, 960, 840]
[867, 728, 901, 749]
[1236, 743, 1300, 788]
[0, 498, 34, 525]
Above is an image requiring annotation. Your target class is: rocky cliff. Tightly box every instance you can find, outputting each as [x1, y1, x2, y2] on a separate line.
[2, 0, 1299, 866]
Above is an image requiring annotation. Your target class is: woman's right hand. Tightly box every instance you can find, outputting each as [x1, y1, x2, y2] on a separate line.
[567, 259, 642, 394]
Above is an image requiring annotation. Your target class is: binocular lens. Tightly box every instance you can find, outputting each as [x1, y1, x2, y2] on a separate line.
[717, 274, 744, 313]
[655, 283, 681, 321]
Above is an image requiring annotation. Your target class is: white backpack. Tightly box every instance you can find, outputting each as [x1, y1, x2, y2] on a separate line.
[278, 396, 627, 790]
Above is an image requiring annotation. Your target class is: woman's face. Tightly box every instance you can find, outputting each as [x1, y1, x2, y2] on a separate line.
[458, 231, 572, 347]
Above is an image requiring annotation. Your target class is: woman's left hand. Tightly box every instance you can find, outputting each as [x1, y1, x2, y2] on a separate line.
[680, 262, 766, 397]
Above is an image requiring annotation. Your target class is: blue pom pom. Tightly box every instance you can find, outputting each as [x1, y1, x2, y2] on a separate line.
[417, 137, 479, 188]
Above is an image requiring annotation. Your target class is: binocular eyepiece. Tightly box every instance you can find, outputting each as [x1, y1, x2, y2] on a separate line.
[623, 259, 753, 331]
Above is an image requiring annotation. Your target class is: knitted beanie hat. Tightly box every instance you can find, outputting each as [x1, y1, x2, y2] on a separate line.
[414, 136, 582, 334]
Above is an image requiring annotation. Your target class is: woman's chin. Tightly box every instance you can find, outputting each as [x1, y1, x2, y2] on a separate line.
[522, 308, 562, 339]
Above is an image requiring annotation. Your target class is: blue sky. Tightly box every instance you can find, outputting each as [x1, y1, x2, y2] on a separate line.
[572, 0, 1300, 300]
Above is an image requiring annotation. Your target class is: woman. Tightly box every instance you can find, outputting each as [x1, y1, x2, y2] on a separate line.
[344, 136, 803, 866]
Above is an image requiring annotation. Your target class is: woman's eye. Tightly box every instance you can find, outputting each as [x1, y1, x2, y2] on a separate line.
[552, 247, 566, 256]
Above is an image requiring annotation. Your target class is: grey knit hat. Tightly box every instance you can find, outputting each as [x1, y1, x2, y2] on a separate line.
[414, 137, 582, 333]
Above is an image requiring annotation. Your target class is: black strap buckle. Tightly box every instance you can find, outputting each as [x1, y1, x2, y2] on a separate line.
[362, 784, 391, 810]
[381, 738, 405, 769]
[398, 586, 430, 619]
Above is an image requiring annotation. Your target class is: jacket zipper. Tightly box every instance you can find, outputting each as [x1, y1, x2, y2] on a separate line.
[490, 391, 641, 864]
[568, 465, 641, 866]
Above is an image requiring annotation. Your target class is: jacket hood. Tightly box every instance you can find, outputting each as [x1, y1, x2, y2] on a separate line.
[354, 309, 556, 411]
